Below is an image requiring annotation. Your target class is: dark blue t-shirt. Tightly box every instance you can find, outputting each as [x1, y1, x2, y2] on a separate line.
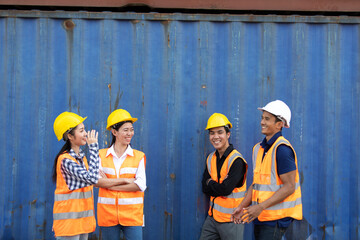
[253, 131, 296, 228]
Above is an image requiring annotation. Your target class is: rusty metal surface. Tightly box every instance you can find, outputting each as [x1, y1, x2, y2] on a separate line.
[1, 10, 360, 23]
[0, 10, 359, 240]
[0, 0, 360, 12]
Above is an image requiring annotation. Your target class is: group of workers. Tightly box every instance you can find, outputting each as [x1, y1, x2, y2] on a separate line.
[52, 109, 145, 240]
[199, 100, 302, 240]
[51, 99, 302, 240]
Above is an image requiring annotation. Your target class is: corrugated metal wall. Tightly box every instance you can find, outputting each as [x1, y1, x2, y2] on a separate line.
[0, 10, 359, 240]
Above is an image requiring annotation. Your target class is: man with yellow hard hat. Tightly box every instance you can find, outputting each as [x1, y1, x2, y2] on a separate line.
[231, 100, 302, 240]
[200, 113, 248, 240]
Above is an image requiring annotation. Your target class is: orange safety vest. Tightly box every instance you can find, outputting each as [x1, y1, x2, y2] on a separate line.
[97, 148, 146, 226]
[53, 153, 96, 237]
[207, 149, 247, 222]
[252, 136, 303, 221]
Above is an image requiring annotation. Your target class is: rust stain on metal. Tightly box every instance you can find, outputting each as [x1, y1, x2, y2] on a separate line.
[170, 173, 175, 180]
[320, 224, 326, 236]
[164, 210, 172, 216]
[114, 86, 123, 110]
[160, 20, 171, 48]
[108, 83, 112, 112]
[164, 210, 173, 239]
[200, 100, 207, 106]
[63, 19, 75, 31]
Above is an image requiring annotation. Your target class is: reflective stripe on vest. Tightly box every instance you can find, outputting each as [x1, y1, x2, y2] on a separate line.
[118, 197, 143, 205]
[97, 148, 145, 227]
[252, 143, 261, 167]
[252, 137, 302, 221]
[120, 167, 138, 175]
[98, 197, 116, 205]
[53, 153, 96, 236]
[207, 150, 247, 222]
[253, 181, 301, 192]
[102, 167, 116, 176]
[252, 197, 302, 211]
[213, 203, 236, 214]
[208, 152, 244, 174]
[54, 209, 94, 220]
[253, 139, 297, 192]
[226, 191, 246, 199]
[54, 190, 92, 201]
[206, 152, 214, 174]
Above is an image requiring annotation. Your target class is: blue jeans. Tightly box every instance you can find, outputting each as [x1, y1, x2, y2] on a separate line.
[100, 225, 142, 240]
[254, 224, 287, 240]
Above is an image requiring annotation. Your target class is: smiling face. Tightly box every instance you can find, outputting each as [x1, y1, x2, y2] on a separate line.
[112, 122, 134, 146]
[67, 123, 87, 147]
[261, 111, 283, 140]
[209, 126, 230, 155]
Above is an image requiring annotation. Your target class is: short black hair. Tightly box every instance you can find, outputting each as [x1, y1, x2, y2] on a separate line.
[208, 125, 230, 133]
[271, 113, 284, 130]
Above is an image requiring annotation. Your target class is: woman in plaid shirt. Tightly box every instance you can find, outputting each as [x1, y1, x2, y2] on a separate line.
[52, 112, 100, 240]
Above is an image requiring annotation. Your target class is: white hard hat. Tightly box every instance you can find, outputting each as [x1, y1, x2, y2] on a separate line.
[258, 100, 291, 128]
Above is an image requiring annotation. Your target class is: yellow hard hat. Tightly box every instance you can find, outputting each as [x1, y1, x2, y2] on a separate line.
[106, 109, 138, 130]
[53, 112, 87, 141]
[205, 113, 232, 130]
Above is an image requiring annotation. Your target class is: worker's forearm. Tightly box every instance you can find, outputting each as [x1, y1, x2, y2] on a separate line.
[238, 184, 253, 208]
[108, 182, 141, 192]
[95, 178, 131, 188]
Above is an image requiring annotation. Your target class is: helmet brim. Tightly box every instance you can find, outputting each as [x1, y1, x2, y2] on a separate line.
[106, 117, 138, 130]
[257, 108, 290, 128]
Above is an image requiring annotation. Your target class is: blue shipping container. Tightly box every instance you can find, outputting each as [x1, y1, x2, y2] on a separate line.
[0, 10, 359, 239]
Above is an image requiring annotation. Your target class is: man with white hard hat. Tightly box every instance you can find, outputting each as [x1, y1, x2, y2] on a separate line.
[231, 100, 303, 240]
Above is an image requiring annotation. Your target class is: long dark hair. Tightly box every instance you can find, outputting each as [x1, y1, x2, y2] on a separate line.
[52, 128, 76, 183]
[109, 120, 132, 147]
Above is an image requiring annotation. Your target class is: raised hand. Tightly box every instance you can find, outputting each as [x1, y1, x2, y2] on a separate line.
[86, 130, 98, 145]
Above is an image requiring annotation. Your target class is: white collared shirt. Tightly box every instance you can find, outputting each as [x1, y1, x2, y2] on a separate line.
[99, 145, 147, 192]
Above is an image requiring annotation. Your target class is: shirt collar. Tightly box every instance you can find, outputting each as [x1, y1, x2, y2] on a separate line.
[69, 148, 85, 160]
[106, 144, 134, 158]
[260, 131, 282, 151]
[215, 144, 234, 160]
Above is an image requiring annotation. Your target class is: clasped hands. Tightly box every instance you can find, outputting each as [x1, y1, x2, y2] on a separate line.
[231, 204, 265, 224]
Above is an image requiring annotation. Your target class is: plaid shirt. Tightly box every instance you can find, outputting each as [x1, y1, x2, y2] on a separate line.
[60, 143, 100, 191]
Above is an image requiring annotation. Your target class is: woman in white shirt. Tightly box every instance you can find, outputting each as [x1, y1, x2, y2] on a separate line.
[95, 109, 146, 240]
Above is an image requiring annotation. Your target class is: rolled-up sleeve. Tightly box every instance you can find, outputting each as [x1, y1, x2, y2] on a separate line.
[134, 157, 147, 192]
[61, 143, 100, 190]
